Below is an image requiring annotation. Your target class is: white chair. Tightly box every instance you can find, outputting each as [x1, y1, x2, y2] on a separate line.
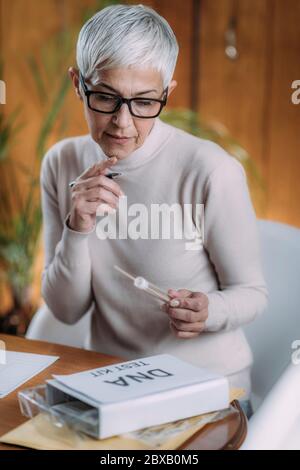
[241, 363, 300, 450]
[26, 303, 92, 349]
[241, 220, 300, 449]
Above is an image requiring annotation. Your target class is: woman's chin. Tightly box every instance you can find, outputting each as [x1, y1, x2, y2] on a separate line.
[99, 141, 135, 159]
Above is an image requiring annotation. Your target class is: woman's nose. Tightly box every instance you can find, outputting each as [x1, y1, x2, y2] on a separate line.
[112, 102, 133, 127]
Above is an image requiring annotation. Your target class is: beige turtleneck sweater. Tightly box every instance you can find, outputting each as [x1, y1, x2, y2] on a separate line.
[40, 117, 268, 390]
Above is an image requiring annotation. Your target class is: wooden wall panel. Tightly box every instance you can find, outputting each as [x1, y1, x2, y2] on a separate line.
[198, 0, 269, 216]
[199, 0, 271, 170]
[0, 0, 3, 51]
[198, 0, 271, 217]
[266, 0, 300, 226]
[198, 0, 300, 226]
[154, 0, 193, 108]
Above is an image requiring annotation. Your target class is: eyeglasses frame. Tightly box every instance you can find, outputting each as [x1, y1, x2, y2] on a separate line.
[78, 71, 168, 119]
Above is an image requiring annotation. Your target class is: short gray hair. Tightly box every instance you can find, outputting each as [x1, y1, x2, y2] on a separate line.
[76, 4, 179, 88]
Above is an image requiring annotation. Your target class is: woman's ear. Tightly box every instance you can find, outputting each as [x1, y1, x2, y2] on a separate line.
[167, 79, 177, 97]
[68, 66, 83, 101]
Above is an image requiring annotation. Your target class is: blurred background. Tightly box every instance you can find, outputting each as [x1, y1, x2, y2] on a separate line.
[0, 0, 299, 335]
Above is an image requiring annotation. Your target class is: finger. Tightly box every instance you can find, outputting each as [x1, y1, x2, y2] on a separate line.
[90, 187, 120, 207]
[169, 322, 200, 339]
[77, 200, 117, 216]
[96, 203, 117, 215]
[80, 157, 118, 181]
[73, 175, 124, 197]
[167, 306, 207, 323]
[169, 295, 208, 312]
[171, 318, 206, 332]
[83, 201, 107, 215]
[167, 288, 192, 299]
[95, 158, 119, 176]
[79, 187, 120, 207]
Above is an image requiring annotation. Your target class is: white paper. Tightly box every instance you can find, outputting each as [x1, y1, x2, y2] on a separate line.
[0, 351, 59, 398]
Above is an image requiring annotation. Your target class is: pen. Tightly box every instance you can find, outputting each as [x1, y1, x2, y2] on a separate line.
[69, 172, 122, 188]
[105, 172, 122, 179]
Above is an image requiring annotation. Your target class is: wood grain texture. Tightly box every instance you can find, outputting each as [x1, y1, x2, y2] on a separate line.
[198, 0, 300, 224]
[198, 0, 271, 216]
[154, 0, 193, 108]
[265, 0, 300, 226]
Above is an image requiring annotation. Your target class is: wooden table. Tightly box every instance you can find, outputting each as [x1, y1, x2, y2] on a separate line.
[0, 334, 247, 450]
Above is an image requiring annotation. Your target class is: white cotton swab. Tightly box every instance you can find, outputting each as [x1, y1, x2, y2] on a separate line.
[113, 265, 169, 302]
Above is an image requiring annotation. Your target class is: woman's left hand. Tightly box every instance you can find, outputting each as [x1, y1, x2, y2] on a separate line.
[162, 289, 209, 339]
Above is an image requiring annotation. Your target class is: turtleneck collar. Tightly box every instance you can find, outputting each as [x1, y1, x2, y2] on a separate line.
[91, 117, 174, 172]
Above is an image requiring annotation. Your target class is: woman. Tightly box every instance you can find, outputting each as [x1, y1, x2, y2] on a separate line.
[41, 4, 268, 417]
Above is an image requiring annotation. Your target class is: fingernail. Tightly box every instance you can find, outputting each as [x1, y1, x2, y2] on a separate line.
[170, 299, 180, 307]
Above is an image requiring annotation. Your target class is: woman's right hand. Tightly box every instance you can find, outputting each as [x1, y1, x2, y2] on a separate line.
[68, 157, 124, 233]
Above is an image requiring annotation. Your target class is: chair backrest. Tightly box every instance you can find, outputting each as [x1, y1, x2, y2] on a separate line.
[243, 220, 300, 407]
[240, 363, 300, 449]
[26, 303, 92, 349]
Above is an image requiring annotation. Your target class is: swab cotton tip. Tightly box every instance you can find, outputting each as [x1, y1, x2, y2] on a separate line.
[114, 265, 169, 302]
[134, 277, 149, 290]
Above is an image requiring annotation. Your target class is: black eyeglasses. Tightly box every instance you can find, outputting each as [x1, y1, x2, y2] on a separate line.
[79, 72, 168, 119]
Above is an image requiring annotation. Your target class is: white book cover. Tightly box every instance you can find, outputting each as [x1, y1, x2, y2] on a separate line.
[46, 354, 229, 438]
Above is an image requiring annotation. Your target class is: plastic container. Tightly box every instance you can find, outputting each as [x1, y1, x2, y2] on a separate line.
[18, 385, 99, 438]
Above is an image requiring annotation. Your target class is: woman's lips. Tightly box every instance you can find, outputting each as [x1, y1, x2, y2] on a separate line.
[105, 133, 133, 144]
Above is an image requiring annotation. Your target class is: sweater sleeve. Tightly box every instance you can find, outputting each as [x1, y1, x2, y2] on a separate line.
[40, 149, 94, 324]
[202, 157, 269, 332]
